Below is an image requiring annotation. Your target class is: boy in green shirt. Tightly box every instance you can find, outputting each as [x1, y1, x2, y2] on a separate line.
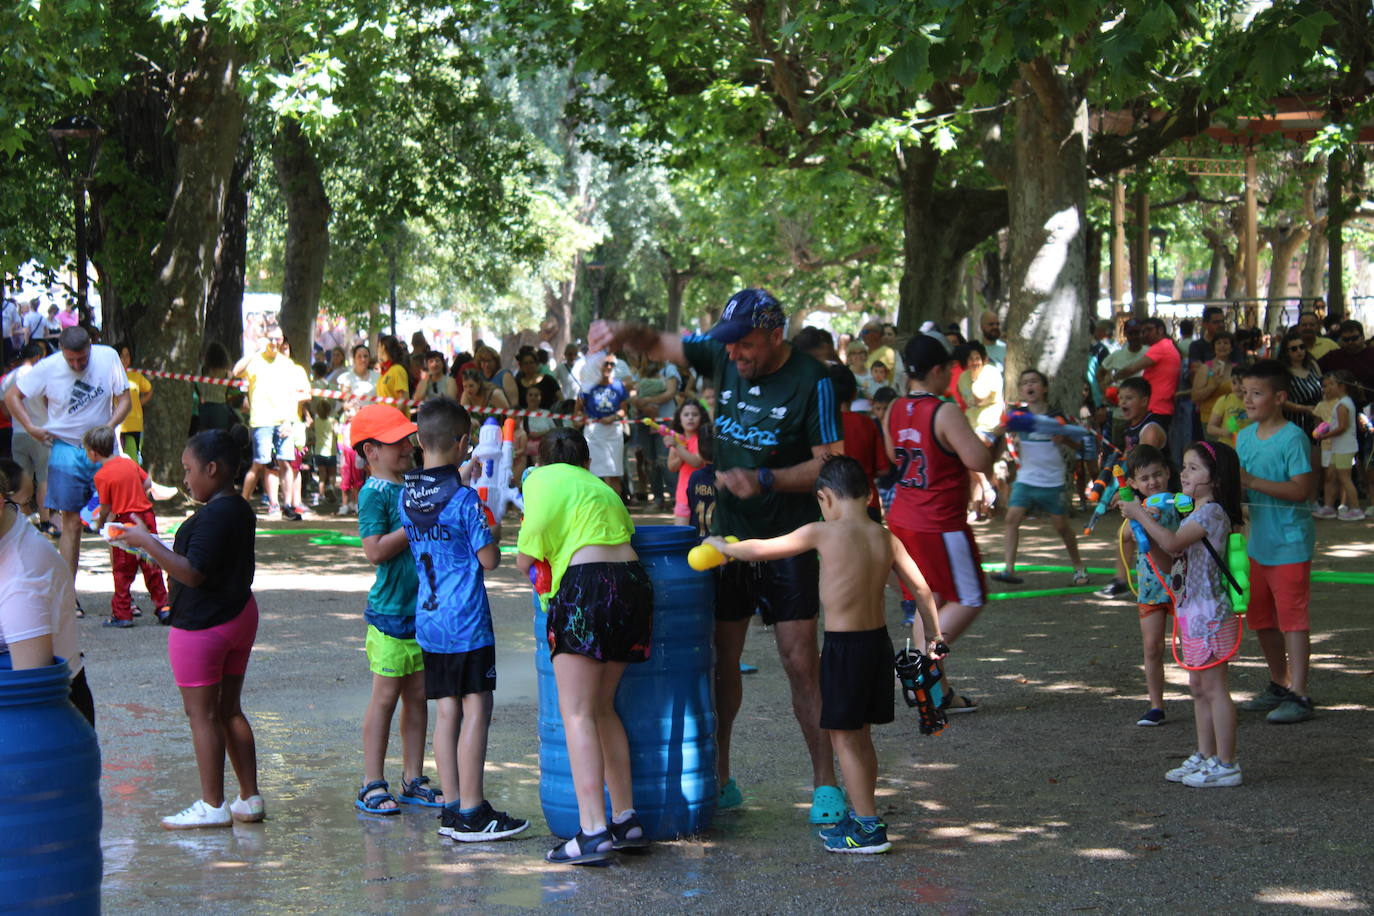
[350, 404, 444, 813]
[1234, 361, 1318, 724]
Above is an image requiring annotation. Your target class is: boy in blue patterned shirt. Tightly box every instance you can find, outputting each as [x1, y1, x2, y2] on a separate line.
[1123, 445, 1180, 728]
[401, 396, 528, 842]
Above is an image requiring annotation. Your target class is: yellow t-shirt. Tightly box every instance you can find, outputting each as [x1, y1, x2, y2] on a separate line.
[244, 353, 305, 428]
[1308, 336, 1338, 360]
[960, 364, 1005, 434]
[123, 370, 152, 433]
[517, 463, 635, 608]
[376, 364, 410, 403]
[1208, 392, 1252, 448]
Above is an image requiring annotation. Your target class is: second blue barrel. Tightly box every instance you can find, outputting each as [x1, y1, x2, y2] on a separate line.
[0, 656, 102, 914]
[535, 524, 717, 840]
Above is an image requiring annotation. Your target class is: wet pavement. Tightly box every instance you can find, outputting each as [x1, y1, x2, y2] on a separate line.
[78, 510, 1374, 914]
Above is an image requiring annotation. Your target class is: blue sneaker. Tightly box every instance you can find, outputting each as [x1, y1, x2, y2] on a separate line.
[819, 809, 855, 840]
[823, 816, 892, 854]
[718, 777, 743, 810]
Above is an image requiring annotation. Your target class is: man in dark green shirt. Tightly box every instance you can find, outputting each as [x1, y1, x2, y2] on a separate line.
[589, 288, 847, 825]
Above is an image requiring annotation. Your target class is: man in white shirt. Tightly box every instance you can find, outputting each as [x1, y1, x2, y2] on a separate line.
[4, 327, 131, 581]
[0, 343, 56, 534]
[555, 343, 583, 402]
[20, 300, 45, 345]
[2, 298, 21, 364]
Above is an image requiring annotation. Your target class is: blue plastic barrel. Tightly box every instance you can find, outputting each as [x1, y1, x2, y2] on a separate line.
[536, 524, 718, 840]
[0, 656, 102, 914]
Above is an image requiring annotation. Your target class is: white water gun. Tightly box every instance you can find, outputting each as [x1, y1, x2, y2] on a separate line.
[472, 417, 523, 523]
[100, 522, 157, 562]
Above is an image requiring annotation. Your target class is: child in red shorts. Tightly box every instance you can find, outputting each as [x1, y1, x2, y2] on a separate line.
[1234, 361, 1318, 724]
[84, 425, 168, 627]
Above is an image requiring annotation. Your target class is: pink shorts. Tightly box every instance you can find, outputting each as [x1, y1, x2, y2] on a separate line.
[339, 442, 364, 491]
[1246, 560, 1311, 632]
[1178, 613, 1241, 668]
[167, 596, 259, 688]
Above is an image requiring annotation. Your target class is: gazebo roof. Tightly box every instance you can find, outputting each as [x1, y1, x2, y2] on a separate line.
[1091, 94, 1374, 146]
[1202, 95, 1374, 145]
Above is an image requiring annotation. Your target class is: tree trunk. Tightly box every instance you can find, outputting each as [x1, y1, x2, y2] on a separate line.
[543, 274, 574, 356]
[1299, 220, 1327, 301]
[89, 72, 177, 347]
[1263, 224, 1309, 331]
[1206, 248, 1227, 299]
[1327, 150, 1346, 319]
[896, 142, 1008, 335]
[206, 135, 252, 363]
[661, 250, 700, 335]
[1004, 63, 1090, 413]
[1202, 223, 1235, 300]
[133, 25, 247, 482]
[273, 118, 330, 363]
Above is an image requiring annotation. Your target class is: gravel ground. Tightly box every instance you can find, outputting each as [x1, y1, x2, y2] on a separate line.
[82, 507, 1374, 914]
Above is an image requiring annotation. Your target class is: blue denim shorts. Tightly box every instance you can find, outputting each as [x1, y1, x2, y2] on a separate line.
[251, 424, 293, 464]
[46, 439, 97, 513]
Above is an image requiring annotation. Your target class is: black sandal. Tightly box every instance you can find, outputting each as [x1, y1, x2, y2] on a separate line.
[355, 780, 401, 815]
[546, 828, 614, 866]
[398, 775, 445, 808]
[610, 813, 650, 851]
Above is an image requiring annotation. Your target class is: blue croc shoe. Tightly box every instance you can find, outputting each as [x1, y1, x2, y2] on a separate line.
[718, 777, 743, 810]
[809, 785, 847, 824]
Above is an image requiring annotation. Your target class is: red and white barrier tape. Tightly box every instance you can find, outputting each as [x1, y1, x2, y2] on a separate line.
[136, 367, 579, 421]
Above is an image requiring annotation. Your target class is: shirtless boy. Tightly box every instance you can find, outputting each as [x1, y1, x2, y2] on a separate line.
[706, 455, 941, 854]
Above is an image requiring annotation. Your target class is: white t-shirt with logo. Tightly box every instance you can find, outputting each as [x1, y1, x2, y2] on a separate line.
[0, 509, 81, 676]
[16, 344, 129, 447]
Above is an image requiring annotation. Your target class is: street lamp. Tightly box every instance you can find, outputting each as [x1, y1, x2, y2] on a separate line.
[48, 115, 104, 329]
[1148, 226, 1169, 308]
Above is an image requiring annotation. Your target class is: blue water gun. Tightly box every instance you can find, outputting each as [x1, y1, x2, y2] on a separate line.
[1003, 407, 1092, 442]
[1127, 492, 1195, 553]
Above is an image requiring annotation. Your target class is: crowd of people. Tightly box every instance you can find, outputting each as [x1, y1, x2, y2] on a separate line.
[0, 287, 1368, 863]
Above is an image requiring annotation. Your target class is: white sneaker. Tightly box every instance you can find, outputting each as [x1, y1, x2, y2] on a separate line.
[1337, 506, 1366, 521]
[229, 794, 265, 823]
[1312, 505, 1338, 519]
[161, 799, 233, 830]
[265, 506, 283, 521]
[1183, 758, 1242, 788]
[336, 504, 352, 516]
[1164, 751, 1208, 783]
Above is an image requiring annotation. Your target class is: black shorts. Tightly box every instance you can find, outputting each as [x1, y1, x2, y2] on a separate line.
[715, 551, 820, 625]
[547, 562, 654, 663]
[423, 644, 496, 700]
[820, 627, 895, 731]
[313, 455, 338, 469]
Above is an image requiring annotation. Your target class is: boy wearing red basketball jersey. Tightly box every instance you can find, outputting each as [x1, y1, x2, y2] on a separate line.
[883, 331, 992, 713]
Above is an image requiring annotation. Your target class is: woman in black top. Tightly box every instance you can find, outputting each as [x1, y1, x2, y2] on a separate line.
[123, 430, 264, 830]
[1277, 328, 1325, 497]
[512, 345, 560, 410]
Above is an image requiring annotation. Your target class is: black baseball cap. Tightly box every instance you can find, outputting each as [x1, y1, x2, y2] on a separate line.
[707, 288, 785, 344]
